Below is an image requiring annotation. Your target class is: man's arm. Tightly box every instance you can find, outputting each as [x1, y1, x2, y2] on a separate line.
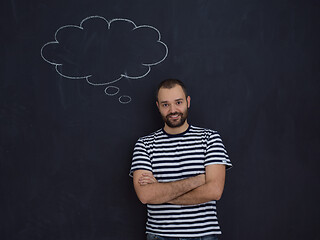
[168, 164, 226, 205]
[133, 170, 205, 204]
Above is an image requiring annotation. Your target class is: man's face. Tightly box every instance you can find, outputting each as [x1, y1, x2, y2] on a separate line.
[156, 85, 190, 129]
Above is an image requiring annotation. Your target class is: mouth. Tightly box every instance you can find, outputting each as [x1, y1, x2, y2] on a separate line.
[167, 113, 182, 120]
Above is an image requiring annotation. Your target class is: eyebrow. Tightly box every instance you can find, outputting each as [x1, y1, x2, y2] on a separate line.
[160, 98, 184, 104]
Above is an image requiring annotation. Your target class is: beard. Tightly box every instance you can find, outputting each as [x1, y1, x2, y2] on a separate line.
[162, 109, 188, 128]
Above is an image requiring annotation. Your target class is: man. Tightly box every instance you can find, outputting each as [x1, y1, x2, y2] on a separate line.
[130, 79, 232, 240]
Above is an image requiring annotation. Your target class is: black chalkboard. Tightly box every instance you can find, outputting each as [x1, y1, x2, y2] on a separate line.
[1, 0, 319, 239]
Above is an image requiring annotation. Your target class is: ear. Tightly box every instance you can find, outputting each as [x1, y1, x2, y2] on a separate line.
[187, 96, 191, 108]
[156, 101, 159, 109]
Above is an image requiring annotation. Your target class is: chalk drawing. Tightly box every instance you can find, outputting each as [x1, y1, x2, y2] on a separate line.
[105, 86, 120, 96]
[41, 16, 168, 104]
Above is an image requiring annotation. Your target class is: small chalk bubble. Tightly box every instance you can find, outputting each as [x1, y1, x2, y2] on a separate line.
[105, 86, 120, 96]
[119, 95, 132, 104]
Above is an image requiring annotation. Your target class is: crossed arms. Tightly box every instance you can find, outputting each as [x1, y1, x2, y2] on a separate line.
[133, 164, 226, 205]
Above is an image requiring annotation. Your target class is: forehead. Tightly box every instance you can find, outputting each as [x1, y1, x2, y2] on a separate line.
[157, 85, 186, 102]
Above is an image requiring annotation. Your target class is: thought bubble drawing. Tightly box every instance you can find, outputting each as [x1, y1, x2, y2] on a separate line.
[41, 16, 168, 104]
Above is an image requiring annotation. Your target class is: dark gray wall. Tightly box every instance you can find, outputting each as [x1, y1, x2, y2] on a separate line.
[1, 0, 319, 239]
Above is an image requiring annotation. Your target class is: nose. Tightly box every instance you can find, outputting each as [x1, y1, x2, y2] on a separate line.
[169, 104, 177, 113]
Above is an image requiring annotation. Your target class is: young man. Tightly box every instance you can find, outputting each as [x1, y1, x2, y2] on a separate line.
[130, 79, 232, 240]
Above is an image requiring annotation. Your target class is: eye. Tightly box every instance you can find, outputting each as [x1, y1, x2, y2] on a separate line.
[162, 103, 169, 107]
[176, 101, 182, 105]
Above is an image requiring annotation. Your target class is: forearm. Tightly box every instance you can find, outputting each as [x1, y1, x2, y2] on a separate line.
[168, 181, 222, 205]
[136, 174, 205, 204]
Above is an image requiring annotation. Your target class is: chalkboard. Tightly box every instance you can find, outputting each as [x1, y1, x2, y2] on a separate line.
[1, 0, 319, 239]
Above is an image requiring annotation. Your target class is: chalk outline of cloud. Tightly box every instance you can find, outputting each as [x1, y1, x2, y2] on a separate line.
[40, 15, 168, 86]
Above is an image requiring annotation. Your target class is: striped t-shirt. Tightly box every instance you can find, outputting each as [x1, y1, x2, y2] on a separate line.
[130, 125, 232, 238]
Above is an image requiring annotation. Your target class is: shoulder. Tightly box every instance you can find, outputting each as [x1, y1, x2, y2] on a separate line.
[189, 125, 219, 137]
[136, 128, 164, 144]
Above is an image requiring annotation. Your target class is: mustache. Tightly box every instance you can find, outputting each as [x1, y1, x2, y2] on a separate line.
[166, 112, 182, 118]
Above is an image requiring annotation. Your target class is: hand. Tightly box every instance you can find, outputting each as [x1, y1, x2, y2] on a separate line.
[138, 173, 158, 186]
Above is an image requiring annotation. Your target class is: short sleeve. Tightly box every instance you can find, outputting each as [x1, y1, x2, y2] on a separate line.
[204, 131, 232, 169]
[129, 138, 153, 177]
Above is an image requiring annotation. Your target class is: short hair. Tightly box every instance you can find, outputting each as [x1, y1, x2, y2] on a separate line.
[156, 79, 188, 101]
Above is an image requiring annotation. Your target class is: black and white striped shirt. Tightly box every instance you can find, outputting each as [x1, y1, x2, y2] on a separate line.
[130, 125, 232, 238]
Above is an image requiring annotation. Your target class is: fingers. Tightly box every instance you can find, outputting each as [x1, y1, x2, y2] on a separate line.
[138, 173, 158, 186]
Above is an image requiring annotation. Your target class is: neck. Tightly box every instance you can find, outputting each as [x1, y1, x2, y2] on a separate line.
[163, 122, 189, 135]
